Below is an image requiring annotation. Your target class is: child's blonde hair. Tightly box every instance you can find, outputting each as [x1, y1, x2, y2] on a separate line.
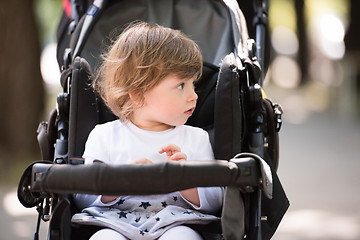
[94, 22, 203, 121]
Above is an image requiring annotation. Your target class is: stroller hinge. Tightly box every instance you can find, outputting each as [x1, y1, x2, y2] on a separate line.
[54, 93, 70, 164]
[246, 84, 265, 157]
[273, 103, 283, 132]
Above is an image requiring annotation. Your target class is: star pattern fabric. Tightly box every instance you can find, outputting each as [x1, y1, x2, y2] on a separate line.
[72, 192, 219, 239]
[117, 211, 128, 218]
[139, 202, 152, 209]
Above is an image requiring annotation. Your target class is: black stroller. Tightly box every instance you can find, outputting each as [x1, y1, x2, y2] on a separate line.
[18, 0, 289, 239]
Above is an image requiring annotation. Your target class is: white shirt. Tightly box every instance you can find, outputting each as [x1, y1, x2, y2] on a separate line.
[74, 120, 223, 214]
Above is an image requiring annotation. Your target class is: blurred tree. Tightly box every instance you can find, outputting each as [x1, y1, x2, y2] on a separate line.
[345, 0, 359, 49]
[295, 0, 307, 83]
[0, 0, 44, 159]
[345, 0, 360, 104]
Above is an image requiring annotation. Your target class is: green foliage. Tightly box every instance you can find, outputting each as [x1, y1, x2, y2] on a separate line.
[34, 0, 63, 46]
[269, 0, 297, 31]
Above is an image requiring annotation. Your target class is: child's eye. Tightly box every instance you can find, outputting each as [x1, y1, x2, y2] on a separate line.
[177, 83, 185, 90]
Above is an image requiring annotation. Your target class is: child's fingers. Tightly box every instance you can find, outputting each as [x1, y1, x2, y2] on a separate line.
[158, 144, 181, 154]
[169, 152, 187, 161]
[131, 158, 152, 164]
[159, 144, 187, 161]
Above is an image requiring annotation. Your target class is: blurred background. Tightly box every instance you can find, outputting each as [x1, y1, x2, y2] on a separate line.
[0, 0, 359, 239]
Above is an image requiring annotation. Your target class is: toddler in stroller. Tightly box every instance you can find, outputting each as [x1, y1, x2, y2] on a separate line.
[17, 0, 289, 239]
[71, 22, 223, 240]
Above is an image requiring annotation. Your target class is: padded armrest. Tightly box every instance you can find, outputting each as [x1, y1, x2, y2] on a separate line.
[30, 158, 260, 195]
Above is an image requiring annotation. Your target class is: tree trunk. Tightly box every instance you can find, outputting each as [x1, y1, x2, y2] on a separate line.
[344, 0, 360, 113]
[295, 0, 307, 83]
[0, 0, 44, 158]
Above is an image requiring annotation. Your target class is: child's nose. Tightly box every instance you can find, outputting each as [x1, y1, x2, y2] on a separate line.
[188, 88, 198, 101]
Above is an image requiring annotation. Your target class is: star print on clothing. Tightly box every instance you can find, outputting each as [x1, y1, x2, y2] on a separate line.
[173, 196, 178, 202]
[139, 229, 149, 236]
[161, 201, 167, 208]
[156, 217, 160, 221]
[183, 211, 193, 215]
[117, 199, 125, 205]
[139, 202, 151, 209]
[117, 211, 128, 218]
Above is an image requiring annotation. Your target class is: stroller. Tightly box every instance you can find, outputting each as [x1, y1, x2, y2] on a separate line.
[18, 0, 289, 239]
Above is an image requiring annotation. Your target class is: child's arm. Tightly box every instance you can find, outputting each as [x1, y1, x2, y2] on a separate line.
[159, 144, 200, 207]
[101, 195, 119, 203]
[101, 158, 153, 203]
[178, 188, 200, 207]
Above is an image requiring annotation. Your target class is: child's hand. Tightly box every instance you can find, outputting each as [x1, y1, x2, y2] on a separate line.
[101, 195, 119, 203]
[132, 158, 153, 164]
[158, 144, 187, 161]
[159, 144, 198, 206]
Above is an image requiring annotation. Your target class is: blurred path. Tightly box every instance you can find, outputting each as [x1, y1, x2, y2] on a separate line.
[273, 111, 360, 239]
[0, 185, 48, 240]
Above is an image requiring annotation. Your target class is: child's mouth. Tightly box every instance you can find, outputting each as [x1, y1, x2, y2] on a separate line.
[185, 107, 195, 116]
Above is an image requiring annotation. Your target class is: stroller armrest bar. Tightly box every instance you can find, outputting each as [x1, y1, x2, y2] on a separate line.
[31, 158, 260, 195]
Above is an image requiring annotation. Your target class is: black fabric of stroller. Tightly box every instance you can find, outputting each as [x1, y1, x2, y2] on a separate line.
[72, 0, 237, 70]
[67, 0, 250, 159]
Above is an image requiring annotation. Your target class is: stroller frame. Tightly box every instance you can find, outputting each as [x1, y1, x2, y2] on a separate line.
[18, 0, 288, 239]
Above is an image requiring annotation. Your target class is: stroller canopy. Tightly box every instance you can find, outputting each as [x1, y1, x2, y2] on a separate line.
[71, 0, 250, 69]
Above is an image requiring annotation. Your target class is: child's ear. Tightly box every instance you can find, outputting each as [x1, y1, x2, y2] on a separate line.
[129, 91, 143, 106]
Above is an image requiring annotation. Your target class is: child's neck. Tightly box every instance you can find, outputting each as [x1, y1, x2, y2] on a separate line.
[130, 119, 174, 132]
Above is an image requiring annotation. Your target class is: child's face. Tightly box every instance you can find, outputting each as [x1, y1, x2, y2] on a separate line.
[131, 75, 198, 131]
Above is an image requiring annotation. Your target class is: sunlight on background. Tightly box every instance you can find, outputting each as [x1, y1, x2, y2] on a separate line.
[267, 0, 351, 125]
[3, 190, 37, 238]
[268, 0, 300, 91]
[271, 56, 301, 89]
[2, 189, 48, 239]
[278, 209, 360, 240]
[312, 12, 346, 60]
[271, 26, 299, 56]
[3, 190, 36, 217]
[40, 42, 61, 88]
[309, 56, 344, 87]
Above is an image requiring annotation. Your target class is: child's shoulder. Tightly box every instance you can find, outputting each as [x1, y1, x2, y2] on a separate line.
[92, 119, 124, 132]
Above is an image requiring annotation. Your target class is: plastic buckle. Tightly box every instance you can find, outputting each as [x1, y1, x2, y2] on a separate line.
[247, 39, 257, 61]
[273, 103, 283, 132]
